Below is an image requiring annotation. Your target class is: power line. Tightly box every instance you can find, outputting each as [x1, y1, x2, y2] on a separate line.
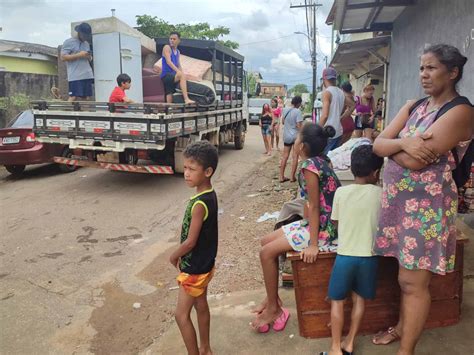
[239, 34, 295, 46]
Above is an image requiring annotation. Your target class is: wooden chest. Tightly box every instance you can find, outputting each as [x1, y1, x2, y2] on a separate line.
[287, 239, 466, 338]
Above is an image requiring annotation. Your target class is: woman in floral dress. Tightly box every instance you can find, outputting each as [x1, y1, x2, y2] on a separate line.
[372, 44, 473, 355]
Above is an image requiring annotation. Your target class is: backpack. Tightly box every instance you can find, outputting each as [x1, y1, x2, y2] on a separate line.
[409, 96, 473, 188]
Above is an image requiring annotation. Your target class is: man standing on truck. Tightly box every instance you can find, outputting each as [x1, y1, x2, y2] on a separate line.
[159, 31, 195, 105]
[61, 22, 94, 102]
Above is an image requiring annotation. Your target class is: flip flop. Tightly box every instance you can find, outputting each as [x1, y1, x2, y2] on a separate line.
[372, 326, 400, 345]
[342, 349, 353, 355]
[272, 308, 290, 331]
[279, 178, 290, 183]
[257, 323, 270, 333]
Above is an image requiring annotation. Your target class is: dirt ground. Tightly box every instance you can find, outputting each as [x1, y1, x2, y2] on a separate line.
[85, 154, 298, 354]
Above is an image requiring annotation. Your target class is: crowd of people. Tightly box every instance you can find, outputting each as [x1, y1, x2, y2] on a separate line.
[171, 43, 472, 355]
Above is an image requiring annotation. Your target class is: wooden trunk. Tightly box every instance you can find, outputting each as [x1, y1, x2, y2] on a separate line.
[287, 240, 465, 338]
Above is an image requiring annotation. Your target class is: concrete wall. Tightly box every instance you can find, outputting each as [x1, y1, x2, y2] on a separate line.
[0, 72, 57, 127]
[387, 0, 474, 120]
[0, 56, 57, 75]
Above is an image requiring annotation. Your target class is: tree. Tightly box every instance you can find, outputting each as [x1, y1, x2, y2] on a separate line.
[288, 84, 309, 96]
[135, 15, 239, 50]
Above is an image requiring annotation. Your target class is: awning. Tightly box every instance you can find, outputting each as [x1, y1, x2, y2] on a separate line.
[330, 36, 391, 76]
[327, 0, 415, 34]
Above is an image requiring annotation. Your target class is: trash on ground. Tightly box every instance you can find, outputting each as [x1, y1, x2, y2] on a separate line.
[246, 193, 260, 198]
[133, 302, 141, 309]
[257, 211, 280, 223]
[218, 208, 224, 215]
[169, 286, 179, 291]
[239, 216, 246, 221]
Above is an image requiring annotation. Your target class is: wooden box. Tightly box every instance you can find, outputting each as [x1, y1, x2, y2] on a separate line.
[287, 239, 466, 338]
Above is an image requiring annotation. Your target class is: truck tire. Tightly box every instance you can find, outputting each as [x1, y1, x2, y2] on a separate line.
[5, 165, 26, 176]
[119, 150, 138, 165]
[234, 124, 245, 150]
[59, 147, 78, 173]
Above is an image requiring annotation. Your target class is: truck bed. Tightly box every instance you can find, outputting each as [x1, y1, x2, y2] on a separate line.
[33, 100, 244, 151]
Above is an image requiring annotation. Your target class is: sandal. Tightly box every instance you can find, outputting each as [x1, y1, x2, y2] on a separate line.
[372, 326, 400, 345]
[279, 177, 290, 183]
[272, 308, 290, 331]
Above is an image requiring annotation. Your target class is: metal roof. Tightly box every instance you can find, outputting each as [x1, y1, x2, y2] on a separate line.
[328, 0, 415, 34]
[0, 39, 57, 57]
[330, 36, 391, 75]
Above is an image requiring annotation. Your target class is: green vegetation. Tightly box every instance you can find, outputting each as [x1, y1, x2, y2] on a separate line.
[135, 15, 239, 50]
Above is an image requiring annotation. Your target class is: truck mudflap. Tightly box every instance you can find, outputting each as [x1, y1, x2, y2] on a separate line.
[53, 157, 174, 174]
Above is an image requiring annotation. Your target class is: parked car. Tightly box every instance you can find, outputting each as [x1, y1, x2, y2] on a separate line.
[0, 110, 76, 176]
[248, 98, 272, 125]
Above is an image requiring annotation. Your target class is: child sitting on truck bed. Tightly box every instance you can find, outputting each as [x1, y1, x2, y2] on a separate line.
[169, 141, 219, 355]
[109, 73, 135, 103]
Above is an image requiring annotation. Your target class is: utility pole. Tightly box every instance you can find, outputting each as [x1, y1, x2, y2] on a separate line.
[290, 2, 322, 109]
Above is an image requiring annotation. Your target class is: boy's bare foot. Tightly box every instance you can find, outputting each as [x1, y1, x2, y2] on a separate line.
[251, 307, 281, 330]
[341, 340, 353, 353]
[372, 326, 401, 345]
[199, 346, 213, 355]
[184, 99, 196, 105]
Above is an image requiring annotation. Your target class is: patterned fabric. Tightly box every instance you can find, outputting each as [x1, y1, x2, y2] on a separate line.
[374, 100, 472, 275]
[282, 156, 340, 250]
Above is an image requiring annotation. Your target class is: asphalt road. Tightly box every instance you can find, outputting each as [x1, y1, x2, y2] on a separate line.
[0, 125, 267, 354]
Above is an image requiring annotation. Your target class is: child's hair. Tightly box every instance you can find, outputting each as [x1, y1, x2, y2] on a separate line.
[350, 144, 384, 177]
[117, 73, 131, 86]
[300, 123, 335, 157]
[183, 141, 219, 175]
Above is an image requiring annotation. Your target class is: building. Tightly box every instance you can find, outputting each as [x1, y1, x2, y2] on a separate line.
[0, 40, 58, 75]
[259, 82, 287, 98]
[326, 0, 473, 120]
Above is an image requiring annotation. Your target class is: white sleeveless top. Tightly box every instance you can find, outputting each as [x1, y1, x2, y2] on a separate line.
[325, 86, 345, 138]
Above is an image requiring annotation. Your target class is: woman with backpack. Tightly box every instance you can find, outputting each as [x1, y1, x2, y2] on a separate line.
[372, 44, 473, 355]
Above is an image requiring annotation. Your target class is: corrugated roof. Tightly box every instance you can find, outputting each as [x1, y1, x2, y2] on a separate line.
[0, 40, 57, 57]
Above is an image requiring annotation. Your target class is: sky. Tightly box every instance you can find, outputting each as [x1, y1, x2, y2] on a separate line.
[1, 0, 335, 90]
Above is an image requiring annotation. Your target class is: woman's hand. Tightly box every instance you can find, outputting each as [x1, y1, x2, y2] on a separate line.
[401, 133, 438, 165]
[301, 244, 319, 263]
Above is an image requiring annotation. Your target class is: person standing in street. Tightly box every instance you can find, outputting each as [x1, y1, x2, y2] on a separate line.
[280, 96, 304, 183]
[271, 98, 282, 151]
[340, 82, 356, 144]
[260, 103, 273, 156]
[61, 22, 94, 102]
[353, 84, 377, 139]
[319, 68, 346, 155]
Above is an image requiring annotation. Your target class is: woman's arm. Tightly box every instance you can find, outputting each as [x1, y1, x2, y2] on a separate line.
[300, 169, 320, 263]
[340, 95, 355, 121]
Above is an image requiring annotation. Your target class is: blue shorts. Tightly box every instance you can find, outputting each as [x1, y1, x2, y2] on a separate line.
[324, 136, 342, 155]
[68, 79, 94, 98]
[328, 255, 378, 300]
[261, 124, 272, 136]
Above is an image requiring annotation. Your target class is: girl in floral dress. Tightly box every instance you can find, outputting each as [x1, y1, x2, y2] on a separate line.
[372, 44, 473, 355]
[251, 123, 341, 332]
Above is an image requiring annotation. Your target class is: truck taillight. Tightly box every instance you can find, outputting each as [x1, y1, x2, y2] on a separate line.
[26, 133, 36, 142]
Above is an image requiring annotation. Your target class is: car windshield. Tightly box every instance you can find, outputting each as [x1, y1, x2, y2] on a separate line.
[249, 99, 271, 107]
[8, 111, 33, 128]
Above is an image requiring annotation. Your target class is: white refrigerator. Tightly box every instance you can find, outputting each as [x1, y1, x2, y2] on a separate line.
[92, 32, 143, 103]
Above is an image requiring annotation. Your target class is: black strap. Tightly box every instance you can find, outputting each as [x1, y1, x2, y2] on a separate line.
[409, 96, 472, 166]
[283, 108, 293, 121]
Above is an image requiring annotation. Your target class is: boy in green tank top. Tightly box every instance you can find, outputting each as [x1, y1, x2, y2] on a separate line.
[169, 141, 219, 355]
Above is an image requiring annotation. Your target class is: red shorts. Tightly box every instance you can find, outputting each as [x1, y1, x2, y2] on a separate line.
[341, 116, 355, 134]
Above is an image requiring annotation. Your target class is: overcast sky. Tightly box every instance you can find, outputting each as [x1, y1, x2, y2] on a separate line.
[1, 0, 335, 89]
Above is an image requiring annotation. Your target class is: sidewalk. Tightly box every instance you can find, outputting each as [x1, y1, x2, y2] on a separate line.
[143, 219, 474, 355]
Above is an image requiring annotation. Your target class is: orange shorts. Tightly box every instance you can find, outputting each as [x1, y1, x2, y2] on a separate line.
[176, 268, 215, 297]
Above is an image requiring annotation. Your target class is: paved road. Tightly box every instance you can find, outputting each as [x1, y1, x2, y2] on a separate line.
[0, 125, 267, 354]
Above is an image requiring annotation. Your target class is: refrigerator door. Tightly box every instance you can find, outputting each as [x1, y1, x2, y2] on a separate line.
[92, 33, 121, 102]
[119, 34, 143, 103]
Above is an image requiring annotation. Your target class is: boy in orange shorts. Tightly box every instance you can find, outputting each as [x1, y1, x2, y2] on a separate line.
[169, 141, 219, 355]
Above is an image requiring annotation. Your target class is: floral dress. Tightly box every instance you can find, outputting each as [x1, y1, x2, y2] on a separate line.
[374, 100, 472, 275]
[282, 156, 340, 252]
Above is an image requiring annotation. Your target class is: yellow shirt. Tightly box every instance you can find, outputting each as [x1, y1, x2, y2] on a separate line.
[331, 184, 382, 257]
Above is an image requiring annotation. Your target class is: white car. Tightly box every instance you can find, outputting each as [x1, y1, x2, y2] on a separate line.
[248, 98, 272, 125]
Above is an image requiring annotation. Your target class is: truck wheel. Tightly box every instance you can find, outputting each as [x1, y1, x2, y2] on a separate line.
[59, 148, 78, 173]
[5, 165, 26, 176]
[119, 150, 138, 165]
[234, 124, 245, 150]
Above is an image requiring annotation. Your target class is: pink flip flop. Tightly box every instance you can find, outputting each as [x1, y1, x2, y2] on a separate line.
[258, 323, 270, 333]
[272, 308, 290, 331]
